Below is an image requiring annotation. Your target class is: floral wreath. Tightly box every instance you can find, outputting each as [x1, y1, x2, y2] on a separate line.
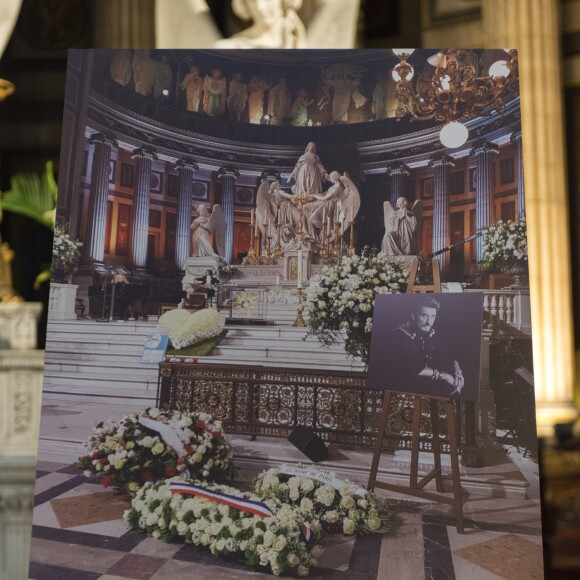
[75, 408, 233, 495]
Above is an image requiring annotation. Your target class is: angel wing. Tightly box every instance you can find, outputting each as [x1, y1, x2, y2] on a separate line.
[380, 201, 398, 255]
[255, 180, 273, 237]
[410, 200, 423, 254]
[383, 201, 397, 235]
[338, 172, 361, 235]
[209, 204, 226, 258]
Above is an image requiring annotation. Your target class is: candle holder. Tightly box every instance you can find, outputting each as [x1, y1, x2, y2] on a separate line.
[347, 220, 356, 255]
[254, 234, 261, 260]
[292, 287, 306, 327]
[260, 234, 274, 265]
[332, 223, 341, 257]
[246, 246, 258, 265]
[274, 225, 283, 259]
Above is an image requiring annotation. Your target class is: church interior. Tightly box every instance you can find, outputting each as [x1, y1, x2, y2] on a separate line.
[1, 1, 580, 579]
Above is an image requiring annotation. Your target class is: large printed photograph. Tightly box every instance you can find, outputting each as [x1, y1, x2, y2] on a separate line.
[30, 48, 543, 579]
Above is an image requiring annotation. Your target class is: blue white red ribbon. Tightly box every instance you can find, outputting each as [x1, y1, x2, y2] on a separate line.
[169, 482, 274, 519]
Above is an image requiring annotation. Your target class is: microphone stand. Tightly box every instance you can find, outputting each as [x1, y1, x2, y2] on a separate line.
[422, 230, 485, 262]
[96, 267, 114, 323]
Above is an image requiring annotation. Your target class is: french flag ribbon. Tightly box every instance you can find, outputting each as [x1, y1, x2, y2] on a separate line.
[169, 482, 274, 519]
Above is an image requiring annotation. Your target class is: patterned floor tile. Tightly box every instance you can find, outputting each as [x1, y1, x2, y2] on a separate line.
[455, 533, 544, 579]
[30, 537, 125, 573]
[51, 491, 130, 528]
[105, 553, 167, 580]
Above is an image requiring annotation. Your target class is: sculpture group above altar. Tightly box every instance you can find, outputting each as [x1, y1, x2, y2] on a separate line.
[255, 141, 361, 257]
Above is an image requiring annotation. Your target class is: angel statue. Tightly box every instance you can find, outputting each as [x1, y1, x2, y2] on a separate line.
[256, 180, 299, 248]
[155, 0, 361, 50]
[190, 203, 226, 259]
[381, 197, 422, 256]
[307, 170, 360, 246]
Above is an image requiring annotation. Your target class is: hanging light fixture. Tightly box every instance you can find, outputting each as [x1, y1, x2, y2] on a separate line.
[439, 121, 469, 148]
[391, 49, 519, 148]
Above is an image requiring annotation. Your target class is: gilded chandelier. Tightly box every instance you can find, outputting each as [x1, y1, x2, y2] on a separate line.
[392, 49, 519, 148]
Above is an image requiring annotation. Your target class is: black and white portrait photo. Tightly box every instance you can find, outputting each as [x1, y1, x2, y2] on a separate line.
[367, 293, 484, 401]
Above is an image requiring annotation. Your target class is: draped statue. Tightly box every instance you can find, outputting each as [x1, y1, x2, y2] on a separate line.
[381, 197, 422, 256]
[155, 0, 362, 50]
[190, 204, 226, 258]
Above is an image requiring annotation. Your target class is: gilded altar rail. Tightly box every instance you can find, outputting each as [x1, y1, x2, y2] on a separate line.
[157, 362, 451, 452]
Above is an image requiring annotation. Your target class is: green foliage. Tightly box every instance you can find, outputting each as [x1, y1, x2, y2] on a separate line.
[2, 161, 57, 230]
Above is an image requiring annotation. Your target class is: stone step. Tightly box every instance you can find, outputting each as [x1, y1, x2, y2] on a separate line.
[42, 383, 157, 406]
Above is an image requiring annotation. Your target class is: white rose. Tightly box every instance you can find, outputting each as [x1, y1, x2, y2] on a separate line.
[287, 553, 300, 567]
[297, 565, 309, 577]
[326, 510, 339, 524]
[274, 536, 287, 551]
[343, 518, 356, 534]
[263, 530, 275, 547]
[340, 495, 355, 509]
[176, 521, 188, 535]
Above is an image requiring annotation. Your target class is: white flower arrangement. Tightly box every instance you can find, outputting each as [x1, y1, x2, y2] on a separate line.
[479, 216, 528, 272]
[252, 467, 392, 536]
[52, 224, 81, 282]
[124, 478, 324, 577]
[75, 408, 233, 496]
[305, 249, 409, 361]
[159, 308, 224, 350]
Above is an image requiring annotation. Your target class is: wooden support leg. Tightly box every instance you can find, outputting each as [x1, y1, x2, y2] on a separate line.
[444, 399, 465, 534]
[410, 396, 422, 489]
[368, 391, 392, 491]
[430, 399, 444, 493]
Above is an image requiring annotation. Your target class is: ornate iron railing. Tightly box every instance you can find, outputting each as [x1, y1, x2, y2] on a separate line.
[157, 362, 451, 452]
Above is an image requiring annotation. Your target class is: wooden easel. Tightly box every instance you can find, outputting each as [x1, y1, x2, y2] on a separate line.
[367, 258, 465, 534]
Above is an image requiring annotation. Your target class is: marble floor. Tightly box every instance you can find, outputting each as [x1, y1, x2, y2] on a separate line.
[29, 399, 546, 579]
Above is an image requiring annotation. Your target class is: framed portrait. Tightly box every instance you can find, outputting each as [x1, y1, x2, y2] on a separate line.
[500, 157, 515, 185]
[192, 181, 208, 200]
[367, 293, 484, 401]
[150, 170, 162, 193]
[235, 187, 254, 206]
[421, 177, 434, 199]
[120, 163, 134, 188]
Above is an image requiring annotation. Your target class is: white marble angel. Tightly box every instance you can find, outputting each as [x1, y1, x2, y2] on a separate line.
[190, 203, 226, 258]
[308, 171, 360, 241]
[255, 180, 299, 247]
[381, 197, 422, 256]
[155, 0, 361, 50]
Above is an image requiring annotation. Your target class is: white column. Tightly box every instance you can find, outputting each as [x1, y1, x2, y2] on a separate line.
[131, 147, 158, 271]
[484, 0, 577, 432]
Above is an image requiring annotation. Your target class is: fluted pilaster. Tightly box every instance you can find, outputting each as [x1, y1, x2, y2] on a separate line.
[387, 163, 410, 207]
[218, 166, 240, 265]
[471, 141, 499, 261]
[510, 129, 525, 217]
[131, 147, 158, 270]
[175, 159, 198, 270]
[429, 154, 455, 276]
[484, 0, 577, 431]
[94, 0, 155, 48]
[85, 133, 117, 265]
